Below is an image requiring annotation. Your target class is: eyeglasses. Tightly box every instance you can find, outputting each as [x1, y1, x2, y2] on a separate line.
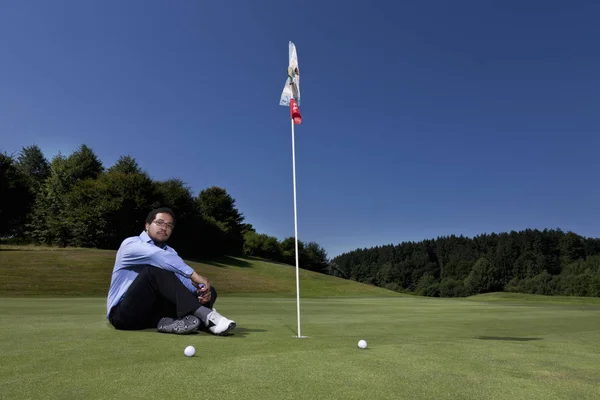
[153, 220, 175, 230]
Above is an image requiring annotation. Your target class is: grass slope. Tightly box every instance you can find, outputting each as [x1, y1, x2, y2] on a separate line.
[0, 245, 398, 297]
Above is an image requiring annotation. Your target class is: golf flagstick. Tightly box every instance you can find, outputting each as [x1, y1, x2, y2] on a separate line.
[280, 41, 306, 338]
[290, 113, 304, 339]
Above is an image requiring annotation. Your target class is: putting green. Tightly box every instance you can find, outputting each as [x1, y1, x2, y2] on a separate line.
[1, 296, 599, 399]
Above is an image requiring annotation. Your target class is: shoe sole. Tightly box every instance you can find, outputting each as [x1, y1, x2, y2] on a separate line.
[158, 326, 199, 334]
[174, 322, 200, 334]
[214, 322, 236, 336]
[158, 317, 200, 335]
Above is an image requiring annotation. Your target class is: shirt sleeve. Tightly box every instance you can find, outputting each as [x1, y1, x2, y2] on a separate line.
[167, 247, 199, 294]
[119, 238, 195, 278]
[177, 274, 198, 294]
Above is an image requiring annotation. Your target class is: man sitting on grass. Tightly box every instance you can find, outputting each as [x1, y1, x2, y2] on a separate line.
[106, 207, 236, 335]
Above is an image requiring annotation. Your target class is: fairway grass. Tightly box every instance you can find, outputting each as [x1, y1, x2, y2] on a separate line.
[1, 296, 599, 400]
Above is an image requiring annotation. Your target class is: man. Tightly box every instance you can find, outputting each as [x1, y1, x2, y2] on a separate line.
[106, 207, 236, 335]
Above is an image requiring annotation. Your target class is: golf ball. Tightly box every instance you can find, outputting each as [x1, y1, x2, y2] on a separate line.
[358, 340, 367, 349]
[184, 345, 195, 357]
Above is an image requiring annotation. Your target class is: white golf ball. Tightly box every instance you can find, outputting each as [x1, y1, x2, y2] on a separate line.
[358, 340, 367, 349]
[184, 345, 195, 357]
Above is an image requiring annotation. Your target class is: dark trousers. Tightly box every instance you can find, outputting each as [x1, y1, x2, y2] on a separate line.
[108, 265, 217, 330]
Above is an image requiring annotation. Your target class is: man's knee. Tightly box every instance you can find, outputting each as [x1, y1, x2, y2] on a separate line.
[108, 306, 146, 331]
[208, 285, 218, 308]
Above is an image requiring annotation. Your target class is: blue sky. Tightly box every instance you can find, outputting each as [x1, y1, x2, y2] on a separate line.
[1, 1, 599, 258]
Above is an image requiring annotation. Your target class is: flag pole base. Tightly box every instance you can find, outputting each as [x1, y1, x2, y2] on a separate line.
[293, 335, 309, 339]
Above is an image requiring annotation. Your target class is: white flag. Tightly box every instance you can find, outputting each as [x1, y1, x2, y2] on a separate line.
[280, 41, 300, 107]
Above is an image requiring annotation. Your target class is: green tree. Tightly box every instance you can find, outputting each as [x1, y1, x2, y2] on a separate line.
[154, 179, 196, 218]
[243, 231, 282, 260]
[197, 186, 246, 255]
[27, 154, 66, 244]
[439, 278, 467, 297]
[27, 146, 105, 245]
[197, 187, 244, 226]
[513, 251, 541, 279]
[559, 231, 585, 266]
[107, 155, 143, 175]
[464, 257, 499, 295]
[415, 273, 436, 296]
[16, 145, 50, 193]
[153, 178, 203, 257]
[63, 169, 156, 248]
[0, 153, 34, 238]
[62, 144, 104, 186]
[302, 241, 329, 273]
[280, 236, 305, 266]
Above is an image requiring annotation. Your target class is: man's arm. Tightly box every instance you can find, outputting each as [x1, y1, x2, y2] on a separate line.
[120, 238, 212, 301]
[177, 274, 197, 293]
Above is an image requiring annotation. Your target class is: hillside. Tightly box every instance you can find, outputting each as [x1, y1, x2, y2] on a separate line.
[0, 245, 400, 297]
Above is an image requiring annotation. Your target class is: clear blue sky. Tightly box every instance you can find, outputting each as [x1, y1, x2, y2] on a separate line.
[1, 1, 599, 258]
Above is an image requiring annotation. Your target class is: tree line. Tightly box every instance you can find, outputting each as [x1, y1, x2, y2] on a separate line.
[3, 144, 599, 298]
[0, 144, 328, 271]
[329, 229, 600, 297]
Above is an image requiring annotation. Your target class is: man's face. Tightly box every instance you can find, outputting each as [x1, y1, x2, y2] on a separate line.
[145, 212, 175, 244]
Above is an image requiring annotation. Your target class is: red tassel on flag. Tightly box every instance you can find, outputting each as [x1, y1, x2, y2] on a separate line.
[290, 98, 302, 125]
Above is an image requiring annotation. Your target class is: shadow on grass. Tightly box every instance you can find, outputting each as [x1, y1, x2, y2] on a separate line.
[185, 255, 296, 269]
[183, 256, 252, 268]
[190, 256, 253, 269]
[228, 327, 268, 338]
[0, 248, 44, 251]
[188, 326, 268, 338]
[0, 247, 87, 252]
[475, 336, 542, 341]
[110, 326, 267, 338]
[159, 326, 268, 338]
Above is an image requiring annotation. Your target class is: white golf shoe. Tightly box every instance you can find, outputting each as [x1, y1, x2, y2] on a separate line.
[206, 308, 236, 336]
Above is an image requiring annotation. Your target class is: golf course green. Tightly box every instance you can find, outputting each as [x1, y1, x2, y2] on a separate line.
[1, 246, 599, 399]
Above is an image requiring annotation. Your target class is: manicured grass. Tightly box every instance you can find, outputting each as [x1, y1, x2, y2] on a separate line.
[468, 292, 600, 306]
[2, 245, 600, 399]
[1, 296, 599, 400]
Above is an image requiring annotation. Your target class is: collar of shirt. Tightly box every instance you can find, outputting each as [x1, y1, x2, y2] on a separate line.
[139, 230, 170, 250]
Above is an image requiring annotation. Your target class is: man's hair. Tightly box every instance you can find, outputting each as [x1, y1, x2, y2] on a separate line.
[145, 207, 176, 225]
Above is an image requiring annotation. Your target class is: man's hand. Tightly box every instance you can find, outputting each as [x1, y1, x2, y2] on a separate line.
[197, 287, 211, 304]
[190, 271, 212, 304]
